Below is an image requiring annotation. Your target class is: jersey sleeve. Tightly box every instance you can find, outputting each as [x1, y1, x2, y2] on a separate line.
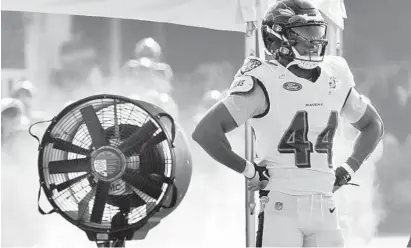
[342, 58, 356, 89]
[341, 87, 369, 124]
[221, 75, 268, 127]
[327, 56, 358, 115]
[332, 55, 356, 88]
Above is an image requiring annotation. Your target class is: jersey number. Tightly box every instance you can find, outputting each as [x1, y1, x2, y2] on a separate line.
[278, 111, 338, 168]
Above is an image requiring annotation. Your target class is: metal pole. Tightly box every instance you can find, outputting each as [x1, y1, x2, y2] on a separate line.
[244, 29, 257, 248]
[245, 1, 262, 246]
[109, 18, 121, 77]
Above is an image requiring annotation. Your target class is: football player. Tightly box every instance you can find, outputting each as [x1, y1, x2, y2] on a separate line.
[1, 98, 30, 147]
[192, 0, 384, 247]
[11, 79, 48, 123]
[122, 37, 173, 95]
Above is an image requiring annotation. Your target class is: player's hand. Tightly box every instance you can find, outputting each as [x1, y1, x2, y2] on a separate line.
[332, 166, 359, 193]
[247, 163, 270, 191]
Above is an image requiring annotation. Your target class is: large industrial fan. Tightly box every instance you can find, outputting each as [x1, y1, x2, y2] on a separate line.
[35, 94, 192, 247]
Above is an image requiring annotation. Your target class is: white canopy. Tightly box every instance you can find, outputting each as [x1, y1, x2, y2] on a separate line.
[1, 0, 346, 32]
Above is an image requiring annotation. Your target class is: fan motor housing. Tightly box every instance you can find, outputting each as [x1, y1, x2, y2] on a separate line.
[90, 146, 127, 183]
[37, 94, 192, 242]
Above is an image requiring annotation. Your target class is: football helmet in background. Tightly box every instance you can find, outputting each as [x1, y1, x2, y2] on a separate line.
[135, 37, 162, 62]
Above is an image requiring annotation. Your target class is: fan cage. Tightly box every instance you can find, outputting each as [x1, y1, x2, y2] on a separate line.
[38, 94, 176, 233]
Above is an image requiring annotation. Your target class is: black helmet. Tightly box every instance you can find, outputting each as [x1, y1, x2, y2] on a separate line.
[261, 0, 328, 69]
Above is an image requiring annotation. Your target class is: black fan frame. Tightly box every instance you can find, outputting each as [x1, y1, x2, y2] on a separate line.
[38, 94, 176, 234]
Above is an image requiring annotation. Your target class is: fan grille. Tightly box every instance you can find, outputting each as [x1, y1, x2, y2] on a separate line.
[39, 95, 174, 232]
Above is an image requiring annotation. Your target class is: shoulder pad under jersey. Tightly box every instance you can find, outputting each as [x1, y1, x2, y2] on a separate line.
[240, 56, 263, 74]
[234, 56, 279, 82]
[228, 76, 255, 95]
[235, 56, 263, 77]
[323, 55, 356, 88]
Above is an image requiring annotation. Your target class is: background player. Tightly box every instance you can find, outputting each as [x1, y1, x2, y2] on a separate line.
[192, 0, 384, 247]
[122, 37, 173, 94]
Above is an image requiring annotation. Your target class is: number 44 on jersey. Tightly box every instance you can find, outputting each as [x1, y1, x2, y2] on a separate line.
[278, 111, 338, 169]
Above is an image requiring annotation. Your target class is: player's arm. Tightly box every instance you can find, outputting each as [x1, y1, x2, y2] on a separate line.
[339, 88, 384, 174]
[192, 76, 268, 178]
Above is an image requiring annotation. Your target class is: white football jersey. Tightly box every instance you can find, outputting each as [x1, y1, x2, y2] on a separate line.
[234, 56, 355, 195]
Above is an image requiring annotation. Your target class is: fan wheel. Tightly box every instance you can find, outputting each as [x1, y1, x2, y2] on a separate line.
[38, 94, 176, 236]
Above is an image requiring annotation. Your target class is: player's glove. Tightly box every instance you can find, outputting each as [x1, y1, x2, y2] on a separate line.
[247, 162, 270, 191]
[332, 164, 360, 193]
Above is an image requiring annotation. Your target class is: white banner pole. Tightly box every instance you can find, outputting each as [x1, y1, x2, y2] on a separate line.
[244, 0, 263, 246]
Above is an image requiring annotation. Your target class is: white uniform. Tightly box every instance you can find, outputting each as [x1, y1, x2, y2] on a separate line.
[222, 56, 368, 247]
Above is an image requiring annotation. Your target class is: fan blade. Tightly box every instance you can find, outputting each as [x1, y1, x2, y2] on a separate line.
[127, 193, 147, 208]
[52, 138, 91, 155]
[141, 132, 167, 152]
[122, 168, 163, 199]
[123, 131, 167, 157]
[51, 173, 90, 192]
[80, 105, 109, 149]
[112, 192, 146, 209]
[113, 99, 120, 139]
[90, 181, 110, 223]
[104, 124, 138, 140]
[118, 121, 158, 156]
[49, 158, 91, 174]
[78, 189, 95, 221]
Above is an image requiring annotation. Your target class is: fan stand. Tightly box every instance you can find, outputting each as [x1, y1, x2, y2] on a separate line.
[93, 209, 133, 248]
[96, 239, 125, 248]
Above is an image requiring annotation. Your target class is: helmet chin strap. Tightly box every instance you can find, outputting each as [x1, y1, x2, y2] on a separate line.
[286, 59, 320, 70]
[287, 47, 322, 70]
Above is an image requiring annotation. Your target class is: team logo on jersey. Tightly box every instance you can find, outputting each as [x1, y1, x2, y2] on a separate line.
[283, 82, 302, 91]
[329, 77, 339, 94]
[240, 59, 262, 74]
[274, 202, 283, 211]
[329, 77, 337, 89]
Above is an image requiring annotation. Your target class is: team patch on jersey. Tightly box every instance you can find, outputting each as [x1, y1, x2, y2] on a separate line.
[240, 58, 262, 74]
[229, 76, 254, 94]
[283, 82, 302, 91]
[328, 76, 341, 94]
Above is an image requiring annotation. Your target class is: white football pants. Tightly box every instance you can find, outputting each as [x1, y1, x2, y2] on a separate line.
[256, 191, 344, 247]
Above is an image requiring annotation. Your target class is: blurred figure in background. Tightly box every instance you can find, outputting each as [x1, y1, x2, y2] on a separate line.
[1, 98, 30, 147]
[11, 79, 48, 123]
[119, 37, 179, 121]
[1, 97, 46, 247]
[52, 29, 100, 90]
[122, 37, 173, 95]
